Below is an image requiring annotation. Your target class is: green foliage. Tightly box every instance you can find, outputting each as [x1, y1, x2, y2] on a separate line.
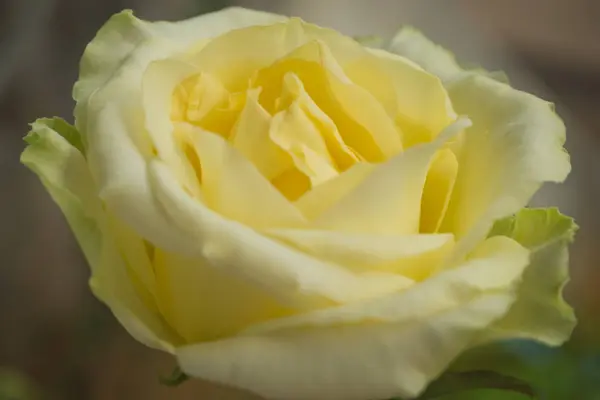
[440, 339, 600, 399]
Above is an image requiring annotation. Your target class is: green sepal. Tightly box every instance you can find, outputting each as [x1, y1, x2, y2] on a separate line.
[159, 366, 190, 387]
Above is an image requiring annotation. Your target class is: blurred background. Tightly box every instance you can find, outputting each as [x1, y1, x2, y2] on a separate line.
[1, 0, 600, 399]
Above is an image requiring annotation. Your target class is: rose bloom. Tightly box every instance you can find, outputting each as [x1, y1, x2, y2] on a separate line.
[22, 7, 576, 400]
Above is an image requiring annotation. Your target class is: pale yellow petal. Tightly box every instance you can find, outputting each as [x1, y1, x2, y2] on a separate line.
[294, 162, 374, 220]
[149, 160, 414, 306]
[188, 18, 310, 91]
[142, 58, 203, 197]
[176, 236, 528, 400]
[253, 40, 402, 161]
[90, 230, 182, 351]
[267, 229, 453, 281]
[420, 149, 459, 233]
[187, 125, 306, 229]
[389, 29, 570, 261]
[22, 119, 179, 350]
[74, 7, 285, 108]
[347, 47, 456, 147]
[87, 103, 199, 255]
[152, 248, 294, 343]
[389, 27, 463, 82]
[441, 75, 570, 261]
[231, 88, 291, 180]
[277, 72, 359, 170]
[311, 118, 470, 234]
[270, 99, 338, 186]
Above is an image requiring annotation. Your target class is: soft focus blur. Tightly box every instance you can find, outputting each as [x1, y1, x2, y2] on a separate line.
[1, 0, 599, 399]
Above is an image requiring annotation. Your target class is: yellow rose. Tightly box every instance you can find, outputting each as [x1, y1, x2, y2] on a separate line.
[22, 7, 576, 400]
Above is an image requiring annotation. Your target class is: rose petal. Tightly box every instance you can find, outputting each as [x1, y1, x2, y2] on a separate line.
[310, 118, 470, 235]
[176, 236, 529, 400]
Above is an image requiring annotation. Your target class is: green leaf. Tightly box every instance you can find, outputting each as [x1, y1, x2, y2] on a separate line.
[448, 339, 600, 400]
[433, 389, 531, 400]
[160, 366, 189, 387]
[418, 370, 534, 399]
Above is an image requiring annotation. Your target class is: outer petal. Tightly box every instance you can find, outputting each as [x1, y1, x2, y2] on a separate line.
[176, 236, 529, 400]
[390, 29, 570, 260]
[267, 229, 453, 281]
[482, 208, 577, 345]
[22, 119, 102, 267]
[72, 8, 285, 250]
[148, 159, 414, 307]
[73, 7, 285, 109]
[389, 28, 463, 82]
[21, 119, 178, 351]
[151, 247, 295, 343]
[444, 74, 569, 260]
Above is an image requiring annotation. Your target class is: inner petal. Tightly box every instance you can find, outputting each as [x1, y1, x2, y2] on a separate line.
[309, 118, 470, 235]
[344, 49, 457, 148]
[270, 97, 338, 186]
[172, 72, 243, 137]
[230, 88, 291, 180]
[182, 123, 307, 229]
[277, 72, 360, 171]
[252, 40, 402, 163]
[420, 149, 459, 233]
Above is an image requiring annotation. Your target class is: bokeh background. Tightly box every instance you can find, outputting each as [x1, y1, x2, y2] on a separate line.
[1, 0, 600, 399]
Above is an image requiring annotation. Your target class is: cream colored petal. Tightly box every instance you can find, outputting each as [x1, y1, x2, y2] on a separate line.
[22, 119, 102, 270]
[74, 8, 285, 109]
[441, 75, 570, 261]
[187, 18, 310, 91]
[179, 296, 511, 400]
[267, 229, 453, 281]
[21, 119, 178, 351]
[86, 103, 198, 255]
[105, 214, 157, 301]
[142, 58, 203, 197]
[389, 27, 463, 82]
[348, 48, 456, 147]
[152, 248, 294, 344]
[242, 236, 528, 334]
[90, 232, 181, 351]
[311, 118, 471, 234]
[148, 159, 413, 306]
[389, 29, 570, 260]
[176, 236, 529, 400]
[187, 17, 374, 92]
[74, 9, 286, 248]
